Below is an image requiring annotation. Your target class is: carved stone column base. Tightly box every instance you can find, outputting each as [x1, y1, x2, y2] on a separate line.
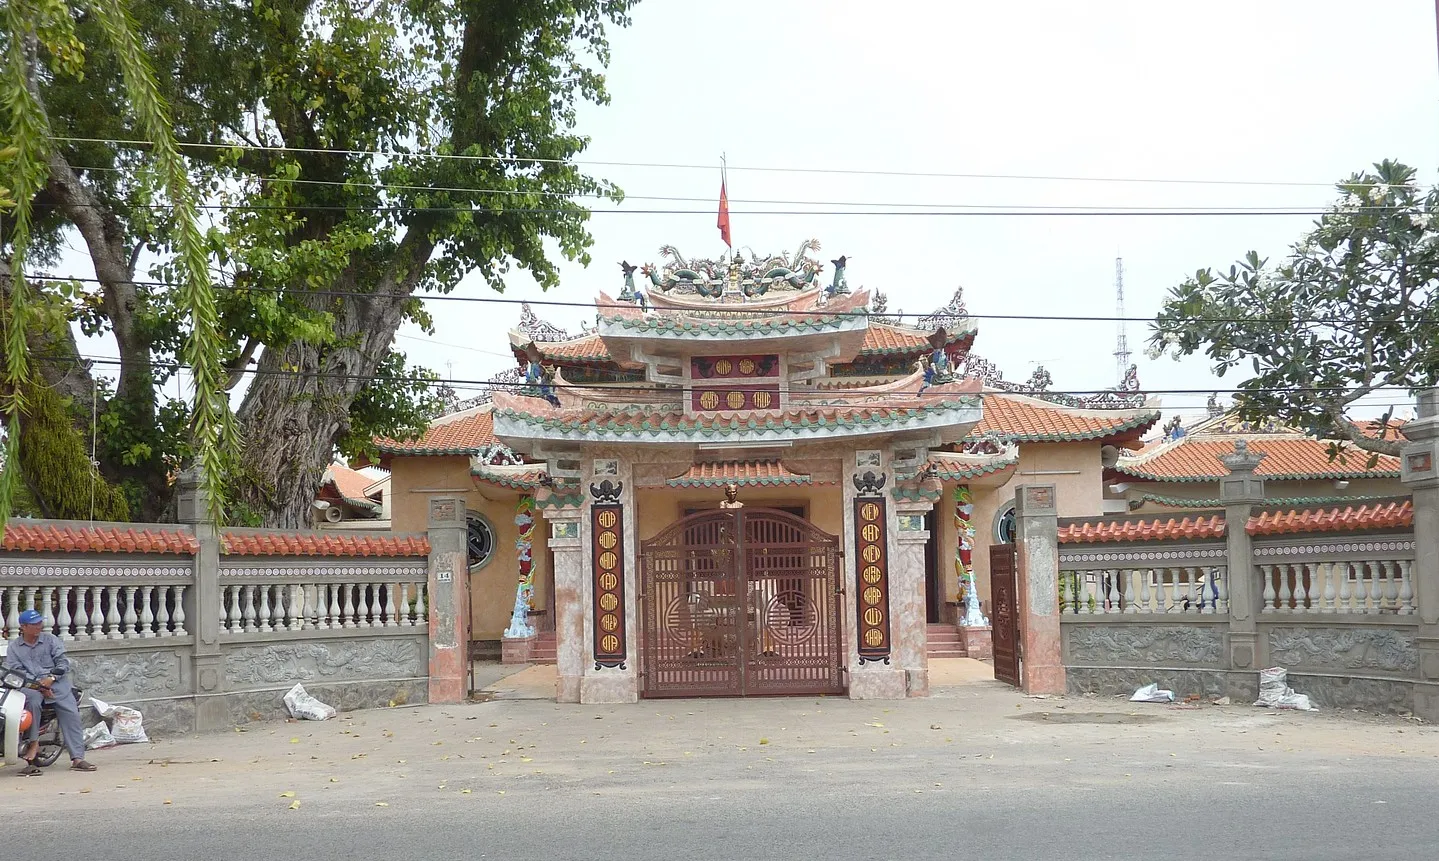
[960, 625, 993, 661]
[580, 672, 637, 704]
[557, 674, 582, 703]
[501, 634, 536, 665]
[848, 667, 907, 699]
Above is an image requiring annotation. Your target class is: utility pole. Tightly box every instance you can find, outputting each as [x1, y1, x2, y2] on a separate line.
[1113, 256, 1131, 384]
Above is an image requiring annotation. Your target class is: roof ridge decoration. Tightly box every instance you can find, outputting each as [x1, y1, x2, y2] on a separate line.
[518, 302, 571, 342]
[641, 240, 825, 299]
[960, 353, 1146, 410]
[917, 286, 969, 332]
[451, 367, 524, 412]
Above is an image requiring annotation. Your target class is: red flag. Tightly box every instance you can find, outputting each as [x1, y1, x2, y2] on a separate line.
[717, 178, 732, 248]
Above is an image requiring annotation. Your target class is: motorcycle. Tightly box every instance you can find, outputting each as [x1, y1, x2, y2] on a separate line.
[1, 665, 79, 768]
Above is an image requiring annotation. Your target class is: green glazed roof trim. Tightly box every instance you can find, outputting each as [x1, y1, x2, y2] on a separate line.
[470, 467, 544, 491]
[1130, 492, 1396, 510]
[536, 492, 584, 510]
[891, 485, 942, 503]
[923, 455, 1018, 481]
[1115, 462, 1401, 483]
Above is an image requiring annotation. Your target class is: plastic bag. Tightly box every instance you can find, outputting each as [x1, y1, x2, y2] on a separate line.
[83, 722, 118, 750]
[283, 683, 337, 721]
[1254, 667, 1316, 711]
[89, 696, 150, 744]
[1129, 683, 1176, 703]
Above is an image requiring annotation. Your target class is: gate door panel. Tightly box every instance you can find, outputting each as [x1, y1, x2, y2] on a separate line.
[640, 508, 844, 698]
[990, 543, 1021, 687]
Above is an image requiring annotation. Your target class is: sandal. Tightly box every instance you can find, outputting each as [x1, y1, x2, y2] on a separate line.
[69, 760, 97, 772]
[17, 761, 42, 777]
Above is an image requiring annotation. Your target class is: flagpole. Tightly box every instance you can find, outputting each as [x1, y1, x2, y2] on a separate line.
[721, 153, 729, 262]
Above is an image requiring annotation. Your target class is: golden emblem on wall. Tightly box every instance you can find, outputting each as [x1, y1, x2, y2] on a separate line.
[598, 551, 618, 570]
[599, 593, 618, 611]
[860, 503, 880, 522]
[862, 565, 883, 584]
[715, 359, 733, 376]
[863, 586, 883, 606]
[726, 391, 745, 409]
[862, 545, 881, 563]
[598, 572, 618, 591]
[861, 523, 881, 542]
[597, 510, 617, 529]
[699, 391, 720, 410]
[751, 390, 772, 409]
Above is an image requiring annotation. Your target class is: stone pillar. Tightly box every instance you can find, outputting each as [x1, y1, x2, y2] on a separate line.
[893, 503, 932, 697]
[1219, 440, 1266, 700]
[177, 469, 225, 731]
[847, 450, 907, 699]
[1401, 389, 1439, 722]
[546, 506, 585, 703]
[1014, 484, 1063, 695]
[426, 496, 469, 704]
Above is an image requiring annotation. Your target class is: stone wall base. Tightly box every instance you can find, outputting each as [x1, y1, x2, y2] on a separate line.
[905, 668, 929, 697]
[90, 679, 430, 736]
[501, 634, 536, 665]
[848, 667, 907, 699]
[580, 672, 637, 704]
[1065, 666, 1418, 714]
[960, 626, 992, 661]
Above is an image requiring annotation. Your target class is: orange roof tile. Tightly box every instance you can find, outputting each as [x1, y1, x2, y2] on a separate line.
[323, 463, 380, 507]
[534, 334, 610, 361]
[1246, 499, 1413, 536]
[1354, 418, 1408, 441]
[1117, 438, 1401, 482]
[1058, 514, 1227, 543]
[376, 407, 500, 456]
[221, 530, 429, 557]
[668, 460, 824, 488]
[1, 522, 198, 555]
[972, 393, 1159, 443]
[533, 324, 970, 364]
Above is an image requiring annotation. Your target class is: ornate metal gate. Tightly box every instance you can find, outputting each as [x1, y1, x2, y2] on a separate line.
[990, 543, 1021, 687]
[639, 508, 845, 698]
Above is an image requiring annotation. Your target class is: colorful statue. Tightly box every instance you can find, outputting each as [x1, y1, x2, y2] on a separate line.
[521, 344, 561, 407]
[954, 485, 988, 627]
[618, 260, 639, 302]
[917, 328, 954, 395]
[825, 255, 849, 297]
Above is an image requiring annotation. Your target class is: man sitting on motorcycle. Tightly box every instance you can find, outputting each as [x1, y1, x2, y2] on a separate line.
[3, 610, 96, 775]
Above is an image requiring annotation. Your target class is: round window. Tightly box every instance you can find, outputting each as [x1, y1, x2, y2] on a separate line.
[993, 502, 1016, 545]
[467, 513, 496, 570]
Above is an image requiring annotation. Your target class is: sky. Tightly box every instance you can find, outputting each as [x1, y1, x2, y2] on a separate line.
[60, 0, 1439, 424]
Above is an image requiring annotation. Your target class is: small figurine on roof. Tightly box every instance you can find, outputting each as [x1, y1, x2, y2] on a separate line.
[521, 343, 561, 407]
[618, 260, 639, 302]
[825, 255, 849, 298]
[917, 328, 954, 395]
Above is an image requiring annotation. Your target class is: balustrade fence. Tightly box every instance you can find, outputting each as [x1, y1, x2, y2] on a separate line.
[3, 582, 189, 640]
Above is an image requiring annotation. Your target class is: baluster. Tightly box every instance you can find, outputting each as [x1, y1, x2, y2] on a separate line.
[4, 587, 17, 638]
[56, 586, 73, 640]
[1377, 561, 1396, 612]
[369, 583, 384, 627]
[138, 585, 155, 638]
[1319, 562, 1336, 613]
[339, 583, 355, 628]
[103, 586, 121, 639]
[1292, 564, 1308, 612]
[282, 585, 296, 632]
[88, 586, 103, 639]
[1375, 564, 1398, 616]
[40, 587, 55, 632]
[1261, 565, 1276, 613]
[1215, 567, 1229, 613]
[241, 585, 256, 633]
[1121, 569, 1137, 614]
[1399, 560, 1416, 615]
[118, 586, 136, 638]
[258, 584, 273, 633]
[156, 585, 171, 637]
[1338, 562, 1353, 612]
[398, 582, 412, 625]
[1353, 563, 1370, 613]
[23, 587, 38, 622]
[306, 585, 321, 630]
[1275, 564, 1291, 611]
[1138, 570, 1152, 613]
[72, 588, 90, 641]
[414, 583, 426, 623]
[384, 582, 399, 627]
[329, 583, 343, 629]
[172, 585, 188, 637]
[226, 583, 241, 633]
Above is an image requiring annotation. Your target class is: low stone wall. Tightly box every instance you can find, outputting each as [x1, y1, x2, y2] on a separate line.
[1061, 617, 1420, 713]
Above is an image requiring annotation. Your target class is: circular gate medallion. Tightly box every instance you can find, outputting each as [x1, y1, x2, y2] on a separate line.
[715, 359, 733, 376]
[751, 390, 772, 409]
[598, 551, 618, 570]
[762, 591, 818, 645]
[862, 586, 883, 606]
[598, 571, 618, 591]
[599, 592, 618, 611]
[726, 391, 746, 409]
[863, 607, 884, 627]
[700, 391, 720, 410]
[862, 565, 883, 584]
[598, 530, 617, 550]
[861, 523, 881, 542]
[597, 510, 617, 529]
[738, 358, 756, 375]
[860, 503, 880, 522]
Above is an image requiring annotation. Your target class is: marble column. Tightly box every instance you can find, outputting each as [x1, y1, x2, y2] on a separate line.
[579, 457, 639, 704]
[893, 501, 932, 697]
[426, 496, 470, 704]
[1014, 484, 1064, 695]
[1401, 389, 1439, 722]
[546, 505, 585, 703]
[847, 449, 907, 699]
[1219, 440, 1266, 701]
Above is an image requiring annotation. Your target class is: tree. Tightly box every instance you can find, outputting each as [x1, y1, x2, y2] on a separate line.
[1149, 160, 1439, 458]
[3, 0, 634, 526]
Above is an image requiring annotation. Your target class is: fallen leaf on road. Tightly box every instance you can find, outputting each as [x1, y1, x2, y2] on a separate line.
[375, 802, 389, 807]
[290, 738, 300, 744]
[759, 738, 769, 745]
[280, 791, 296, 798]
[163, 799, 172, 805]
[461, 789, 472, 794]
[288, 801, 301, 810]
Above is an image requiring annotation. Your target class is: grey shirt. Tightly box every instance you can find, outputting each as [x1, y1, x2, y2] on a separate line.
[2, 632, 74, 698]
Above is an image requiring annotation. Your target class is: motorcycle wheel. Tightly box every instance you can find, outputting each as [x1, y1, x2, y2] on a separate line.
[35, 727, 64, 767]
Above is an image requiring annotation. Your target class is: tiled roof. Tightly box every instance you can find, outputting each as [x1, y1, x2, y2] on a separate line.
[221, 530, 429, 557]
[1116, 438, 1401, 482]
[322, 463, 381, 511]
[533, 322, 970, 364]
[1354, 418, 1408, 441]
[1246, 499, 1413, 536]
[471, 466, 547, 491]
[0, 522, 198, 555]
[599, 310, 865, 337]
[924, 451, 1018, 481]
[972, 393, 1159, 443]
[1058, 514, 1227, 544]
[376, 406, 500, 456]
[667, 460, 821, 488]
[1129, 492, 1390, 510]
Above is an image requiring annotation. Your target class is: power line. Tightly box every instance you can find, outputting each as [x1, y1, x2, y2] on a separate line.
[48, 135, 1410, 190]
[31, 353, 1428, 402]
[23, 274, 1427, 327]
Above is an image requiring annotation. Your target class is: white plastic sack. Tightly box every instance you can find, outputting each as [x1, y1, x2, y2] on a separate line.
[83, 722, 118, 750]
[1254, 667, 1316, 711]
[89, 696, 150, 743]
[283, 683, 336, 721]
[1129, 683, 1176, 703]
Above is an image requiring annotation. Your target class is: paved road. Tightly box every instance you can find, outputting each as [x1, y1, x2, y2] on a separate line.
[7, 681, 1437, 860]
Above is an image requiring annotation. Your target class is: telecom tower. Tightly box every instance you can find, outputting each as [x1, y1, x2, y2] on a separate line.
[1113, 256, 1131, 384]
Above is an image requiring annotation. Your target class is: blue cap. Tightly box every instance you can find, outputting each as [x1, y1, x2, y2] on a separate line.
[17, 609, 43, 625]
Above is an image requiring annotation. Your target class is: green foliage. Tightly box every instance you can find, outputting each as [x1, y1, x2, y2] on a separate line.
[336, 350, 446, 463]
[14, 380, 131, 521]
[1150, 160, 1439, 456]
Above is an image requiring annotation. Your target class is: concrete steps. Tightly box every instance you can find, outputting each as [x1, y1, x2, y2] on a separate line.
[926, 623, 968, 659]
[530, 630, 557, 664]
